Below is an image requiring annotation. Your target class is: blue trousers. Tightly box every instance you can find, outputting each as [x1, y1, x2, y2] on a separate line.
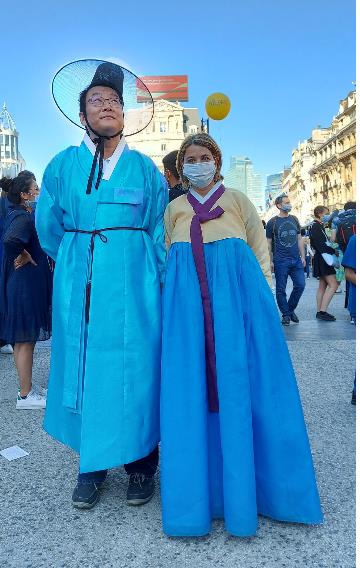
[274, 256, 305, 317]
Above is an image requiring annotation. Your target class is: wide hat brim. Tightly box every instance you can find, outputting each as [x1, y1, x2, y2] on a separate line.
[52, 59, 154, 137]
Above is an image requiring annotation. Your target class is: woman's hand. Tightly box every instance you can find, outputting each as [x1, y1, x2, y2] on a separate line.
[14, 250, 37, 270]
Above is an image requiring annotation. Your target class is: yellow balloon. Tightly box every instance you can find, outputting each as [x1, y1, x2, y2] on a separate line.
[205, 93, 231, 120]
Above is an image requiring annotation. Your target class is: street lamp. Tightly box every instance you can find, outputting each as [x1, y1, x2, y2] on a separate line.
[201, 118, 209, 133]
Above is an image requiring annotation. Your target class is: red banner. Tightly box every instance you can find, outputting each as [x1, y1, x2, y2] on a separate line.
[137, 75, 188, 102]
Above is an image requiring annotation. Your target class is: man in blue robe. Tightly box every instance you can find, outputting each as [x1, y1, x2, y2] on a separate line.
[36, 60, 167, 509]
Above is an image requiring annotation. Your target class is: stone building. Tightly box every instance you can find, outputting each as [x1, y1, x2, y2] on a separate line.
[273, 90, 356, 225]
[0, 102, 25, 178]
[310, 91, 356, 211]
[127, 100, 203, 171]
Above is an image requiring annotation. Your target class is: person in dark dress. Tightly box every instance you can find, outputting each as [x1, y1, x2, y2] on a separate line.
[162, 150, 187, 202]
[309, 205, 339, 321]
[0, 174, 52, 409]
[0, 177, 14, 354]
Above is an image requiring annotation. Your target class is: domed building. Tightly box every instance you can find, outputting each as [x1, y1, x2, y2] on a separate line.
[0, 102, 26, 178]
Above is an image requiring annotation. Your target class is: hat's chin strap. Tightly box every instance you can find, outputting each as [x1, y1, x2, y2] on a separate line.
[85, 119, 123, 195]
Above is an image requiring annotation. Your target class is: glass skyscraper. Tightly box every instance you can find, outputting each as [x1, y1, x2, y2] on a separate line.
[265, 172, 283, 210]
[223, 156, 265, 213]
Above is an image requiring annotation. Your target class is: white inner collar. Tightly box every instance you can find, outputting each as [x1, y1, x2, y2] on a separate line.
[83, 133, 127, 181]
[189, 180, 223, 204]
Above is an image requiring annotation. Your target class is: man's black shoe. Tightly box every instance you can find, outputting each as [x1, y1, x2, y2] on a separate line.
[316, 311, 336, 321]
[127, 473, 155, 506]
[281, 315, 291, 326]
[351, 391, 356, 405]
[72, 481, 101, 509]
[290, 312, 299, 323]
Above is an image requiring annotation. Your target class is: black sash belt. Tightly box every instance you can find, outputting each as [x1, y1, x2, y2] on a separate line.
[64, 226, 145, 322]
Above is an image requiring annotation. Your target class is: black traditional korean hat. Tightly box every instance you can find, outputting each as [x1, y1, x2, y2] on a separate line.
[52, 59, 154, 193]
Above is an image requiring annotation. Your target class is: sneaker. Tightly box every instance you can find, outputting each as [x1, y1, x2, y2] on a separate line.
[0, 344, 13, 354]
[281, 315, 291, 326]
[32, 384, 48, 397]
[290, 312, 299, 323]
[72, 481, 101, 509]
[316, 311, 336, 321]
[127, 473, 155, 506]
[350, 317, 356, 325]
[16, 389, 46, 409]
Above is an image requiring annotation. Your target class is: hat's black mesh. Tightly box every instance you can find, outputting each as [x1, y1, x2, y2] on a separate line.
[52, 59, 154, 137]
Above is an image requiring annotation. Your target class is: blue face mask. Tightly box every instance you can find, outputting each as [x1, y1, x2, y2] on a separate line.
[280, 204, 292, 212]
[183, 161, 216, 189]
[24, 195, 39, 210]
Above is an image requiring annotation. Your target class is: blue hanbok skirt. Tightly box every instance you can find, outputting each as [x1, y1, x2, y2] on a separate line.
[160, 238, 323, 537]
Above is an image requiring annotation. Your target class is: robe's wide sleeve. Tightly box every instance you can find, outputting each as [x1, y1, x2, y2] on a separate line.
[164, 203, 173, 250]
[235, 192, 272, 287]
[147, 165, 168, 283]
[35, 157, 65, 261]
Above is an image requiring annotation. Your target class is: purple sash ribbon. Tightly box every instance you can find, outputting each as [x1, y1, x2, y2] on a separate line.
[187, 184, 226, 413]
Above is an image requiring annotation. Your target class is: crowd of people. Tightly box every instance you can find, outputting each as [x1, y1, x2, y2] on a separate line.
[265, 194, 356, 325]
[0, 58, 355, 538]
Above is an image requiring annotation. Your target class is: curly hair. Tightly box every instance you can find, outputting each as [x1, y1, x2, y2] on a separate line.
[176, 133, 223, 188]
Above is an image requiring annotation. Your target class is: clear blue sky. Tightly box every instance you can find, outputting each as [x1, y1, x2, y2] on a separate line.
[2, 0, 355, 184]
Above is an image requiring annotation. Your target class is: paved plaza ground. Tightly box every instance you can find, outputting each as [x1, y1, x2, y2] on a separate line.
[0, 277, 355, 568]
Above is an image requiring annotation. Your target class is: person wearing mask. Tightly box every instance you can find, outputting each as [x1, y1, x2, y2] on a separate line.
[36, 60, 167, 510]
[309, 206, 339, 321]
[162, 150, 187, 202]
[266, 194, 306, 325]
[331, 202, 356, 311]
[0, 176, 14, 355]
[0, 174, 52, 408]
[161, 133, 322, 537]
[301, 229, 313, 279]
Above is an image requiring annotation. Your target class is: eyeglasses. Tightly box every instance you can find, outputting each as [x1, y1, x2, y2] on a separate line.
[87, 96, 123, 108]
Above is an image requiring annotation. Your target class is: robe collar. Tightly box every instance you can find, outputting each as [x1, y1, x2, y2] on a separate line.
[189, 180, 223, 204]
[83, 133, 128, 181]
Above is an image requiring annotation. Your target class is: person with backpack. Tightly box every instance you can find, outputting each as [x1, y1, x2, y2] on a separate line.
[332, 202, 356, 315]
[332, 201, 356, 253]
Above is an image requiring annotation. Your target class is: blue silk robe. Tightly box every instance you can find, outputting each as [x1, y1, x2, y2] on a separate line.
[36, 140, 167, 473]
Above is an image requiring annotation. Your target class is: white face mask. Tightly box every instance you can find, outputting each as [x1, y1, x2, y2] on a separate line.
[183, 161, 216, 188]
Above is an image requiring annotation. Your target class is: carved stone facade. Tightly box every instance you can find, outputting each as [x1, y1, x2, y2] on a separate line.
[268, 90, 357, 225]
[310, 91, 356, 211]
[127, 100, 203, 170]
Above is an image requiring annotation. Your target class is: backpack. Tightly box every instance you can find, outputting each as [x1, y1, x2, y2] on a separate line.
[336, 213, 356, 252]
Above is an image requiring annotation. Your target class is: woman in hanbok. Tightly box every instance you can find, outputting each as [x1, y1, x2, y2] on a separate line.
[160, 133, 323, 537]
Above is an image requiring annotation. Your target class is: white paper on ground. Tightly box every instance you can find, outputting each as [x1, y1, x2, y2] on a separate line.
[0, 445, 29, 461]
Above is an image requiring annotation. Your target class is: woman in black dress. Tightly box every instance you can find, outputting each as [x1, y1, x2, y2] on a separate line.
[0, 174, 52, 409]
[310, 205, 339, 321]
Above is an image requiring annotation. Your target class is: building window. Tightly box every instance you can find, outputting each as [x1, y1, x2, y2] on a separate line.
[160, 121, 167, 133]
[161, 144, 166, 151]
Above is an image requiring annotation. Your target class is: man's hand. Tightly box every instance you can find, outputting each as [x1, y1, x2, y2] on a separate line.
[270, 261, 274, 273]
[14, 250, 37, 270]
[301, 256, 306, 268]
